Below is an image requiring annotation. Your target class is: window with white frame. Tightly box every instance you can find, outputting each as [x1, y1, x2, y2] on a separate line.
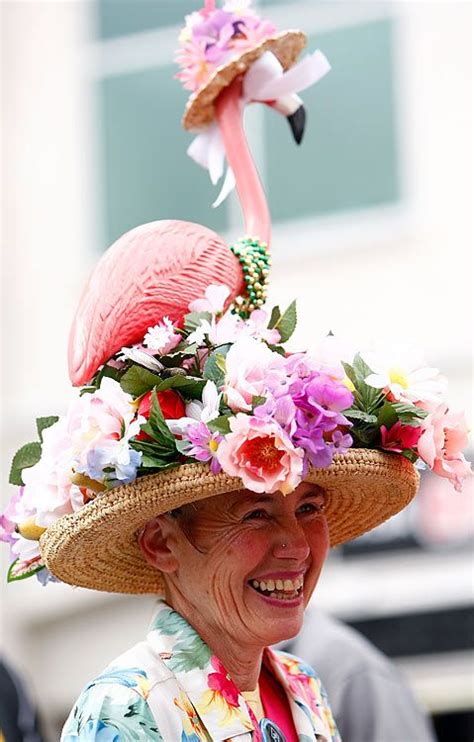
[96, 1, 400, 247]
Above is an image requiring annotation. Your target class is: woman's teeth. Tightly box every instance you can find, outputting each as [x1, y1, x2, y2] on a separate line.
[250, 576, 303, 599]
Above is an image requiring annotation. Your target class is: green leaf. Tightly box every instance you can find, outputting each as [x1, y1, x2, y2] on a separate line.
[7, 558, 44, 582]
[139, 390, 177, 450]
[36, 416, 59, 443]
[401, 449, 419, 463]
[377, 402, 398, 429]
[392, 402, 428, 421]
[252, 395, 266, 408]
[274, 300, 297, 343]
[155, 375, 205, 398]
[184, 311, 212, 332]
[203, 351, 226, 385]
[120, 366, 162, 397]
[208, 415, 231, 435]
[342, 362, 357, 388]
[9, 442, 42, 486]
[351, 353, 374, 383]
[344, 409, 377, 424]
[268, 305, 281, 330]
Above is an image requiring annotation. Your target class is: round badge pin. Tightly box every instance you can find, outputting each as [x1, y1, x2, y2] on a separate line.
[259, 717, 286, 741]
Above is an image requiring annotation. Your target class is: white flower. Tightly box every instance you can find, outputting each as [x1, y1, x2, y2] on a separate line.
[118, 346, 164, 372]
[167, 381, 221, 436]
[187, 320, 212, 347]
[143, 317, 181, 355]
[362, 348, 447, 405]
[188, 284, 230, 315]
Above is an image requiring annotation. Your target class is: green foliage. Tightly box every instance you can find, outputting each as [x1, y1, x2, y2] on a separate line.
[155, 375, 205, 398]
[203, 350, 226, 386]
[184, 311, 211, 332]
[138, 390, 177, 451]
[9, 442, 42, 486]
[120, 366, 162, 396]
[7, 559, 44, 582]
[36, 416, 59, 443]
[268, 300, 297, 343]
[343, 355, 384, 414]
[208, 415, 231, 435]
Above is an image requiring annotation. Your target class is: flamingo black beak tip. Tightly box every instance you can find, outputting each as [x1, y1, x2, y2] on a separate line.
[287, 104, 306, 145]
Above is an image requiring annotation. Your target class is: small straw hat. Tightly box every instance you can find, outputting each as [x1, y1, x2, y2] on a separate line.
[183, 30, 306, 130]
[40, 451, 419, 594]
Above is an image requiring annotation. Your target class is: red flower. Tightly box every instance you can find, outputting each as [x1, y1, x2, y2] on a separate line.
[380, 421, 422, 453]
[207, 656, 240, 707]
[136, 389, 186, 441]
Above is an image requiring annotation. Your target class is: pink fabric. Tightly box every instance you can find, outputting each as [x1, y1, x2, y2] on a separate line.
[260, 664, 298, 742]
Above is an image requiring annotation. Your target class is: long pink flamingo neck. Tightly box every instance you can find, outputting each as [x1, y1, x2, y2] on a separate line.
[215, 78, 271, 246]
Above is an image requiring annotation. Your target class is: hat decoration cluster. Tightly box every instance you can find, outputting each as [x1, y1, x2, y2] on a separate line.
[1, 286, 471, 585]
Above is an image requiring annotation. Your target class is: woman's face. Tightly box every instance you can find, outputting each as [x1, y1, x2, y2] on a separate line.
[147, 483, 329, 649]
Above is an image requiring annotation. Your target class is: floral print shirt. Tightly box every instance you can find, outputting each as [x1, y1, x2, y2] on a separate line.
[62, 600, 340, 741]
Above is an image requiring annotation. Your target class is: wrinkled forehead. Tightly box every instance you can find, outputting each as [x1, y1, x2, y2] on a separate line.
[184, 482, 326, 517]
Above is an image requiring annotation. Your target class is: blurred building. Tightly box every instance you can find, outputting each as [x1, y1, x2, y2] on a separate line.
[1, 1, 472, 740]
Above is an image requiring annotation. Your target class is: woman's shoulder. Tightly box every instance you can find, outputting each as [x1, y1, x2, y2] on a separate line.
[61, 664, 163, 741]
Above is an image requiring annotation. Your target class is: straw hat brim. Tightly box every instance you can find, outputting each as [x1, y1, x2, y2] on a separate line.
[183, 30, 307, 130]
[40, 450, 419, 594]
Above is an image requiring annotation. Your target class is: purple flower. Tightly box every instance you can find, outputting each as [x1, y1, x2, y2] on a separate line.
[193, 10, 242, 62]
[180, 422, 223, 475]
[289, 371, 354, 469]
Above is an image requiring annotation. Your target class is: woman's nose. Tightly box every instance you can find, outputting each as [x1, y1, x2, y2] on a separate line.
[272, 520, 310, 561]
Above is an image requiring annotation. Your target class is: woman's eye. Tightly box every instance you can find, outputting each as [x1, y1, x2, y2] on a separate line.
[297, 502, 325, 516]
[243, 509, 268, 521]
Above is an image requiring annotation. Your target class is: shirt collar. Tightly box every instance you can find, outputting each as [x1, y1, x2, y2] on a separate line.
[147, 600, 255, 741]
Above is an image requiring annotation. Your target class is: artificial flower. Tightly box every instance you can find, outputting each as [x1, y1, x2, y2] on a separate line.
[217, 414, 304, 494]
[243, 309, 280, 344]
[118, 345, 164, 372]
[167, 381, 221, 436]
[189, 284, 230, 315]
[178, 422, 223, 474]
[136, 389, 186, 441]
[363, 348, 447, 405]
[380, 421, 422, 453]
[143, 317, 181, 355]
[417, 404, 472, 491]
[223, 336, 283, 412]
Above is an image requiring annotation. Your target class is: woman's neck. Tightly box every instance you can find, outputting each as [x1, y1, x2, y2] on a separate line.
[166, 593, 264, 691]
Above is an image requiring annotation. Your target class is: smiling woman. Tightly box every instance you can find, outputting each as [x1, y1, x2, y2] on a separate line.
[1, 0, 471, 740]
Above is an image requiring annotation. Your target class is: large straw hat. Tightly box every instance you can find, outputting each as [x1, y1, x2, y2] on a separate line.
[40, 451, 419, 594]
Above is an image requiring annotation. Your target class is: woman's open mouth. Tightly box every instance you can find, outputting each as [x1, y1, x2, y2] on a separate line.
[248, 575, 304, 601]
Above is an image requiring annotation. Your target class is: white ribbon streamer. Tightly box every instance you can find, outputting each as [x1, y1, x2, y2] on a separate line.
[187, 49, 331, 206]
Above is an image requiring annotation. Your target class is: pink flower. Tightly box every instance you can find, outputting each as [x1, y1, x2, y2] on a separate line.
[223, 337, 284, 412]
[417, 404, 472, 491]
[21, 418, 83, 527]
[217, 414, 304, 494]
[207, 656, 239, 707]
[380, 421, 422, 453]
[243, 309, 280, 345]
[175, 39, 211, 92]
[188, 284, 231, 315]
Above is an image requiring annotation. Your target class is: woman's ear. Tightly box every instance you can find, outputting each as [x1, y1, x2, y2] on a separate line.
[138, 516, 179, 573]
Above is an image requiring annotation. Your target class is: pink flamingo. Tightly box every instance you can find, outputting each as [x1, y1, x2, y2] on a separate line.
[68, 0, 315, 387]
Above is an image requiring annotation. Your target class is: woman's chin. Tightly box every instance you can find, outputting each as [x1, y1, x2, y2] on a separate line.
[245, 581, 305, 642]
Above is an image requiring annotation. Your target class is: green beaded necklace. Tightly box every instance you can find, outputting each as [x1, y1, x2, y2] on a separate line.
[229, 236, 271, 318]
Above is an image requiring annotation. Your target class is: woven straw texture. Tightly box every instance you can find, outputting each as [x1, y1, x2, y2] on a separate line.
[40, 450, 419, 595]
[183, 30, 306, 130]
